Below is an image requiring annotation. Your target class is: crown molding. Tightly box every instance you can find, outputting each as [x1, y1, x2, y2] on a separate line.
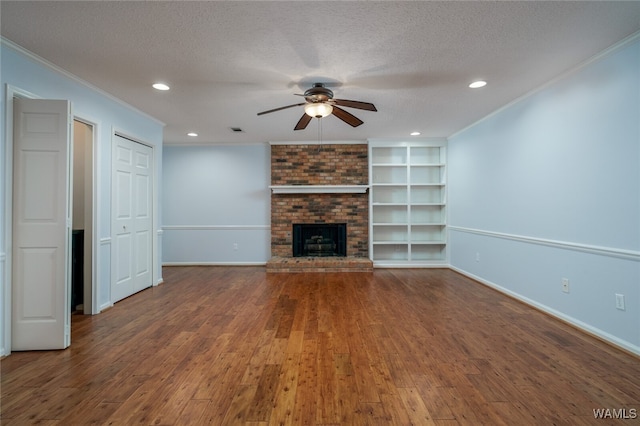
[1, 37, 165, 127]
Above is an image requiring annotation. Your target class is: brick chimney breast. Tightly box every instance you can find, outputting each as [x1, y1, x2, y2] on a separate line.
[270, 144, 369, 258]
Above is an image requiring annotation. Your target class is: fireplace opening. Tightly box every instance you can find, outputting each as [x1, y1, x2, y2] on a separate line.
[292, 223, 347, 257]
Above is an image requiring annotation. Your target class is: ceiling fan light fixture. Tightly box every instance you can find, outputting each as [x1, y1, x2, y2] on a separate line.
[304, 102, 333, 118]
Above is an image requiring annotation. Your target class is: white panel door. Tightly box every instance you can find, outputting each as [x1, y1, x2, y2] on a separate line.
[112, 135, 152, 302]
[12, 98, 72, 350]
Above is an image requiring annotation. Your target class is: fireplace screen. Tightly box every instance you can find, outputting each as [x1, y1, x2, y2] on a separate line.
[292, 223, 347, 257]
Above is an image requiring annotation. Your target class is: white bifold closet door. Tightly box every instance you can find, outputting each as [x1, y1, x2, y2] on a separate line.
[12, 98, 72, 351]
[112, 135, 153, 303]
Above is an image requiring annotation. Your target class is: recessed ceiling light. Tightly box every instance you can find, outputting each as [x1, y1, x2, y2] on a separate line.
[187, 132, 198, 137]
[152, 83, 170, 91]
[410, 132, 421, 136]
[469, 80, 487, 89]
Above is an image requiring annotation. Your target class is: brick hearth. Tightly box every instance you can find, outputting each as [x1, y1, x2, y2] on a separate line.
[268, 143, 372, 272]
[266, 256, 373, 273]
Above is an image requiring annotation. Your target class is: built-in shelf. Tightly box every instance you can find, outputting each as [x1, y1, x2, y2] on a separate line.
[269, 185, 369, 194]
[369, 140, 447, 266]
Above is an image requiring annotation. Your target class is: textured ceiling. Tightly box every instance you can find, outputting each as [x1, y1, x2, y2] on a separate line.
[2, 1, 639, 145]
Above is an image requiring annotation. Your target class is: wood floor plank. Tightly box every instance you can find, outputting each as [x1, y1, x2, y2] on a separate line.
[146, 350, 215, 425]
[3, 387, 77, 424]
[241, 329, 277, 385]
[174, 399, 211, 426]
[268, 353, 300, 426]
[219, 384, 258, 424]
[285, 329, 305, 354]
[1, 266, 639, 425]
[397, 386, 437, 425]
[335, 368, 360, 424]
[75, 402, 123, 425]
[246, 363, 282, 422]
[315, 331, 340, 424]
[347, 324, 382, 404]
[412, 376, 457, 421]
[195, 350, 252, 425]
[291, 338, 318, 425]
[383, 352, 415, 389]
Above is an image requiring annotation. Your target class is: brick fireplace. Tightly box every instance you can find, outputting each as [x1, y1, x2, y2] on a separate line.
[267, 143, 373, 272]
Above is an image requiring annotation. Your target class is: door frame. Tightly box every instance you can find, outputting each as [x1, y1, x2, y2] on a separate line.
[73, 117, 99, 315]
[2, 85, 100, 355]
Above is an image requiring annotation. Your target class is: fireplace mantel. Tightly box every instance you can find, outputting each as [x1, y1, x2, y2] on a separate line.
[269, 185, 369, 194]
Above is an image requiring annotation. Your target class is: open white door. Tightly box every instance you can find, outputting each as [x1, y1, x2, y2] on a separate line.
[112, 135, 153, 303]
[12, 98, 72, 351]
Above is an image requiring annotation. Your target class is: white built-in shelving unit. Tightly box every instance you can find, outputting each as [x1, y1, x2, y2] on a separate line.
[369, 139, 447, 266]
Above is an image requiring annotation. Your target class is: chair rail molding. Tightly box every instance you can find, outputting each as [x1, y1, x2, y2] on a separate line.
[162, 225, 270, 231]
[449, 226, 640, 261]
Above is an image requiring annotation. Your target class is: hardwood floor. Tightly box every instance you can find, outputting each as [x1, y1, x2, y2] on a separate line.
[2, 267, 639, 425]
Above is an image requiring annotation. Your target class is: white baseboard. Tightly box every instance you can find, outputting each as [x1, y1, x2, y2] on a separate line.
[98, 302, 114, 313]
[162, 261, 267, 266]
[373, 262, 449, 268]
[449, 265, 640, 357]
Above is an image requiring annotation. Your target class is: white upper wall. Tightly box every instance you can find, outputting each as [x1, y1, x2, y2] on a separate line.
[448, 35, 639, 250]
[163, 144, 270, 226]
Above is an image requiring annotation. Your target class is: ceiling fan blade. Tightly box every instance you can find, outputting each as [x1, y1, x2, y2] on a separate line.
[294, 113, 312, 130]
[331, 106, 364, 127]
[257, 102, 306, 116]
[333, 99, 377, 111]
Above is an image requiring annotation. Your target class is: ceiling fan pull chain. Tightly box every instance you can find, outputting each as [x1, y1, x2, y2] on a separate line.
[317, 117, 323, 152]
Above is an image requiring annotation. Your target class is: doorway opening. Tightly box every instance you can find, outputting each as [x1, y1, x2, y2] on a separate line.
[72, 120, 94, 314]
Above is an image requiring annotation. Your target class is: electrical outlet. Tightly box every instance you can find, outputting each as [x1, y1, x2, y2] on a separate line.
[233, 243, 238, 251]
[475, 252, 480, 262]
[615, 294, 625, 311]
[561, 278, 570, 293]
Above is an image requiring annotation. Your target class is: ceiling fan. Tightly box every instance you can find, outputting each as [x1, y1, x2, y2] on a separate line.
[257, 83, 377, 130]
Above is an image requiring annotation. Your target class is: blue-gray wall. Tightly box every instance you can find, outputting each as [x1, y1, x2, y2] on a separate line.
[448, 35, 640, 354]
[162, 144, 270, 264]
